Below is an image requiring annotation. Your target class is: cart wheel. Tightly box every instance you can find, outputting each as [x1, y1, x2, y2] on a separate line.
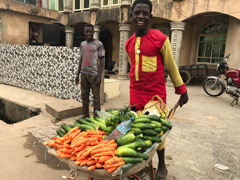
[180, 70, 191, 85]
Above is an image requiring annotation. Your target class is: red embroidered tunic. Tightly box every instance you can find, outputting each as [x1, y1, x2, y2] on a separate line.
[125, 29, 186, 110]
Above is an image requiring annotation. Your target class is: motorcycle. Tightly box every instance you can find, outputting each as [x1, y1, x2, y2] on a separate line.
[203, 53, 240, 106]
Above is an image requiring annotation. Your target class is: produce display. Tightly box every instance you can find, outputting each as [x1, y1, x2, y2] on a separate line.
[44, 107, 172, 174]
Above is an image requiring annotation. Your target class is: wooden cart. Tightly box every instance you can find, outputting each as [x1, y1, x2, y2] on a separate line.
[179, 64, 208, 85]
[47, 131, 170, 180]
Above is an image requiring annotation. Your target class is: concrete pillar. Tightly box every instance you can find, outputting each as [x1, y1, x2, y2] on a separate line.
[93, 25, 100, 40]
[91, 0, 100, 9]
[65, 27, 75, 48]
[118, 23, 130, 80]
[170, 22, 186, 68]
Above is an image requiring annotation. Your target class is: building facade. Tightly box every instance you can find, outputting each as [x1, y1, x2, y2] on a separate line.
[1, 0, 240, 79]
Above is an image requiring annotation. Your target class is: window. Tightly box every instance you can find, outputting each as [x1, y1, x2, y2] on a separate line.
[102, 0, 120, 7]
[74, 0, 90, 10]
[48, 0, 64, 11]
[197, 23, 227, 64]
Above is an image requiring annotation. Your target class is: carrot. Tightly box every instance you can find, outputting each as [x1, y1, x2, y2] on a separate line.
[107, 166, 118, 173]
[59, 148, 73, 154]
[58, 144, 71, 149]
[105, 162, 125, 169]
[75, 160, 81, 165]
[96, 163, 103, 168]
[105, 157, 123, 165]
[73, 144, 86, 153]
[69, 130, 80, 140]
[91, 147, 115, 155]
[63, 138, 72, 144]
[88, 165, 96, 171]
[66, 126, 79, 136]
[80, 159, 88, 166]
[99, 156, 112, 164]
[94, 150, 117, 157]
[87, 160, 96, 166]
[52, 136, 59, 140]
[70, 156, 76, 161]
[59, 153, 73, 159]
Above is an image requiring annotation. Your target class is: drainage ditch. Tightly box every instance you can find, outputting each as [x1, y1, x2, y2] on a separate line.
[0, 98, 41, 124]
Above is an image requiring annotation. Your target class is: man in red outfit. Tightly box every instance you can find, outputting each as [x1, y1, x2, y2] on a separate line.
[125, 0, 189, 179]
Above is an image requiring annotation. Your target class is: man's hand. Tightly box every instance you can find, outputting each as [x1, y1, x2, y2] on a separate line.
[75, 75, 79, 85]
[179, 92, 189, 107]
[96, 76, 101, 86]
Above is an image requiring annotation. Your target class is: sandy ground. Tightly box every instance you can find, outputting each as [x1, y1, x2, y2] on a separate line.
[0, 78, 240, 180]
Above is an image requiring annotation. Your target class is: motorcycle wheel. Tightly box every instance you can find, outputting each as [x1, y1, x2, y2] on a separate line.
[203, 78, 224, 97]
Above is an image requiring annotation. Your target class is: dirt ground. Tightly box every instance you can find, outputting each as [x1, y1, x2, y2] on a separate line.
[0, 78, 240, 180]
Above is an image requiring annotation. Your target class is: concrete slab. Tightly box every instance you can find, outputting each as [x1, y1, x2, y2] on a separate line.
[45, 99, 82, 120]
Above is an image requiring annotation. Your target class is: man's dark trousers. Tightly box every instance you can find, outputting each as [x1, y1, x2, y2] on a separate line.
[81, 73, 100, 117]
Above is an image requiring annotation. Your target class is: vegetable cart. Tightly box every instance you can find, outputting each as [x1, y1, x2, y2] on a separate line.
[47, 131, 170, 180]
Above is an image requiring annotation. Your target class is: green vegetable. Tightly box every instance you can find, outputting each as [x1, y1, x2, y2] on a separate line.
[57, 129, 66, 137]
[144, 136, 162, 143]
[129, 128, 142, 135]
[61, 123, 72, 133]
[75, 123, 95, 131]
[139, 115, 160, 121]
[144, 140, 152, 148]
[116, 133, 135, 146]
[135, 134, 143, 139]
[117, 147, 138, 157]
[160, 119, 172, 129]
[161, 125, 169, 133]
[136, 152, 148, 160]
[76, 119, 96, 129]
[142, 129, 157, 136]
[151, 121, 162, 128]
[153, 128, 162, 133]
[132, 123, 153, 130]
[85, 118, 108, 132]
[122, 157, 143, 164]
[118, 139, 147, 150]
[134, 117, 151, 123]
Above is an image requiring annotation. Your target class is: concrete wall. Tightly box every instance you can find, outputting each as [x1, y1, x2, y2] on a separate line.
[1, 10, 67, 45]
[152, 0, 240, 22]
[0, 45, 82, 101]
[225, 17, 240, 69]
[180, 15, 229, 67]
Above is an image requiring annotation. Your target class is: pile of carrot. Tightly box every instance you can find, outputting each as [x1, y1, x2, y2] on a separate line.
[45, 127, 125, 173]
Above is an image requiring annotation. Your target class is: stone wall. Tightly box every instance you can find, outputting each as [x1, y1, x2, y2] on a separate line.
[0, 45, 82, 101]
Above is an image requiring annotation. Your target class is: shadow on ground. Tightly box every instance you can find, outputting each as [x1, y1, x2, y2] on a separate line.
[23, 132, 70, 171]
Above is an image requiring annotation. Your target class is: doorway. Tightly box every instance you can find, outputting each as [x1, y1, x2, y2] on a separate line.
[100, 30, 113, 71]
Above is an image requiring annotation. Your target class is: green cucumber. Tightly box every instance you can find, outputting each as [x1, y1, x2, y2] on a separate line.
[76, 119, 96, 129]
[116, 133, 135, 146]
[117, 139, 147, 150]
[142, 129, 157, 136]
[137, 152, 148, 160]
[135, 134, 143, 139]
[57, 129, 66, 137]
[144, 140, 152, 148]
[151, 121, 162, 128]
[161, 125, 169, 133]
[76, 123, 95, 131]
[117, 147, 138, 157]
[122, 157, 143, 164]
[134, 117, 151, 123]
[139, 115, 160, 121]
[153, 128, 162, 133]
[160, 119, 172, 129]
[129, 128, 142, 135]
[144, 136, 162, 143]
[61, 123, 72, 133]
[132, 123, 153, 130]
